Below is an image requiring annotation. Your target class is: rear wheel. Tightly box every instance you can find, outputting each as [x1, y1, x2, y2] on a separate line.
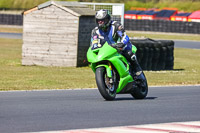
[131, 72, 148, 99]
[95, 67, 117, 101]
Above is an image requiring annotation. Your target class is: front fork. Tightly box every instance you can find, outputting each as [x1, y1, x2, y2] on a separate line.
[95, 63, 115, 91]
[108, 62, 113, 84]
[95, 63, 112, 78]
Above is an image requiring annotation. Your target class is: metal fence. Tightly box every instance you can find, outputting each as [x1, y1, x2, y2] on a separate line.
[80, 2, 124, 25]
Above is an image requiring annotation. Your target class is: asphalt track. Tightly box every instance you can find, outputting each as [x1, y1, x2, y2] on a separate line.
[0, 32, 22, 39]
[174, 40, 200, 49]
[0, 86, 200, 133]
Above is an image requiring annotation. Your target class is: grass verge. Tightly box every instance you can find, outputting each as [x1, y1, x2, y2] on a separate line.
[0, 38, 200, 91]
[146, 48, 200, 86]
[127, 31, 200, 41]
[0, 38, 96, 91]
[0, 26, 23, 33]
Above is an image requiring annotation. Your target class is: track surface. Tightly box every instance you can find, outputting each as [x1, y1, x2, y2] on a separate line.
[0, 32, 22, 39]
[174, 40, 200, 49]
[0, 86, 200, 133]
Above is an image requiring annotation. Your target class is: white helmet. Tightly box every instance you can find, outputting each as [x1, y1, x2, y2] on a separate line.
[95, 9, 111, 30]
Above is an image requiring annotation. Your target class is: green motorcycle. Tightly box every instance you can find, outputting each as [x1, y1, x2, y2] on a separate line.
[87, 40, 148, 101]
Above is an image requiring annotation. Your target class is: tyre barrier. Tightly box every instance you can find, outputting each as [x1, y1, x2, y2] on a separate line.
[130, 38, 174, 71]
[125, 19, 200, 34]
[0, 14, 23, 25]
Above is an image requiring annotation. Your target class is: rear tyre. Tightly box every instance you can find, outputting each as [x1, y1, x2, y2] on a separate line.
[95, 67, 117, 101]
[131, 72, 148, 99]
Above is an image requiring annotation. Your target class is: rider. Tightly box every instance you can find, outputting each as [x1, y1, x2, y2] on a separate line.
[90, 9, 142, 79]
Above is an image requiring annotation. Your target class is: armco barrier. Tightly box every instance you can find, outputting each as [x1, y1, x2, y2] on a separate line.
[0, 13, 199, 34]
[0, 14, 23, 25]
[130, 38, 174, 71]
[125, 19, 200, 34]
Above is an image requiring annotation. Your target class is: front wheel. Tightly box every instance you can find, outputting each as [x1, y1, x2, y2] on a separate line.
[95, 67, 117, 101]
[131, 72, 148, 99]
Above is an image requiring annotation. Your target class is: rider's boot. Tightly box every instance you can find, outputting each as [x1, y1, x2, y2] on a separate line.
[125, 51, 143, 80]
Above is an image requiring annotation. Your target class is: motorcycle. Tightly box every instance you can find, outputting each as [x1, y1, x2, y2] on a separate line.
[87, 39, 148, 101]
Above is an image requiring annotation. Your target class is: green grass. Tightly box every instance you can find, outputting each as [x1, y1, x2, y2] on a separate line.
[125, 0, 200, 12]
[0, 26, 22, 33]
[0, 0, 200, 12]
[0, 39, 96, 91]
[146, 48, 200, 86]
[127, 31, 200, 41]
[0, 38, 200, 91]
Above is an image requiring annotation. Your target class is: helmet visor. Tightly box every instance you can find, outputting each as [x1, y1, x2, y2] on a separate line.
[97, 19, 105, 24]
[96, 18, 110, 27]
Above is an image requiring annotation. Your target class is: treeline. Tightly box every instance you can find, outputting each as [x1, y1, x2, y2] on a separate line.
[0, 0, 200, 12]
[125, 0, 200, 12]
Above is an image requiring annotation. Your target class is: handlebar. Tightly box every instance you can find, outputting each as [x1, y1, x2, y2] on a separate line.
[110, 43, 125, 50]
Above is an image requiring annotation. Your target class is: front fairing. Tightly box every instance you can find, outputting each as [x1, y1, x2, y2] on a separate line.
[87, 42, 118, 63]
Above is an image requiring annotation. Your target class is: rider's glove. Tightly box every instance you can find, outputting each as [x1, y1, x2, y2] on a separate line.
[111, 42, 126, 50]
[116, 43, 125, 49]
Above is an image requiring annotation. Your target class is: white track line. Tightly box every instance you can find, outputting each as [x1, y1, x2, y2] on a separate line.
[1, 85, 200, 93]
[27, 121, 200, 133]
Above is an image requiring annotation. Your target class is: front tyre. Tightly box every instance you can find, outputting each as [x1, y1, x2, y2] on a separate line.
[131, 72, 148, 99]
[95, 67, 116, 101]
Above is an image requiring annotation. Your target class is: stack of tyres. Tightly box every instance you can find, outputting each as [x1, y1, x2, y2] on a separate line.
[124, 19, 130, 30]
[0, 14, 23, 25]
[157, 40, 174, 70]
[130, 38, 174, 71]
[146, 41, 154, 70]
[136, 20, 141, 31]
[156, 40, 167, 70]
[131, 39, 151, 70]
[166, 41, 174, 70]
[179, 21, 185, 33]
[146, 39, 161, 71]
[124, 19, 200, 34]
[166, 21, 171, 32]
[139, 39, 154, 70]
[197, 23, 200, 34]
[193, 22, 199, 34]
[131, 40, 144, 66]
[139, 42, 149, 70]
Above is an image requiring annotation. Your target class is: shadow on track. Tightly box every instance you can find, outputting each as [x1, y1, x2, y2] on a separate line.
[114, 97, 157, 101]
